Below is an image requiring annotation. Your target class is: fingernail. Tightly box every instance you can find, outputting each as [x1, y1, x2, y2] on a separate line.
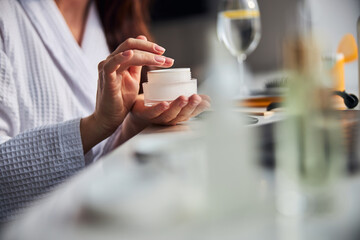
[122, 50, 132, 57]
[154, 45, 166, 52]
[165, 57, 174, 65]
[154, 55, 166, 63]
[191, 95, 202, 106]
[162, 102, 170, 110]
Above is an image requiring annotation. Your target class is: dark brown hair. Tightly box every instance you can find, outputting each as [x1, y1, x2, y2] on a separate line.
[95, 0, 152, 52]
[95, 0, 153, 92]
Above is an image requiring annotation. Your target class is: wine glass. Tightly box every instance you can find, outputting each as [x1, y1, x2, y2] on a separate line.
[217, 0, 261, 96]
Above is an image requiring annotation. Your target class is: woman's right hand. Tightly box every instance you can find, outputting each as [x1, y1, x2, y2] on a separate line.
[80, 36, 174, 154]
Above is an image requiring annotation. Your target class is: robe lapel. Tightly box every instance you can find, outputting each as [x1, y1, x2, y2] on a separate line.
[18, 0, 98, 111]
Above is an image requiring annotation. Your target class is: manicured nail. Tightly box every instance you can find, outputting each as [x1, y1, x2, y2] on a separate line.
[191, 95, 202, 106]
[162, 102, 170, 110]
[154, 45, 166, 52]
[122, 50, 132, 57]
[165, 57, 174, 65]
[154, 55, 166, 63]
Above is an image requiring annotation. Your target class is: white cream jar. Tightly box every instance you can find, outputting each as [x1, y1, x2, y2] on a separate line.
[143, 68, 197, 106]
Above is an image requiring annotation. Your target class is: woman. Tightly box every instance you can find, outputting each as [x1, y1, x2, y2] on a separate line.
[0, 0, 210, 221]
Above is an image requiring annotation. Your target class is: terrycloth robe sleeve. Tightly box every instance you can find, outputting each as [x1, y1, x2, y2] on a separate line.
[0, 46, 86, 222]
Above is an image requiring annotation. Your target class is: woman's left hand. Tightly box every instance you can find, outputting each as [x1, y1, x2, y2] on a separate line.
[107, 94, 211, 149]
[131, 94, 211, 126]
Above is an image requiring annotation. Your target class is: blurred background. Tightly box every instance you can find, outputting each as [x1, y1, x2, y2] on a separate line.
[1, 2, 359, 239]
[149, 0, 359, 93]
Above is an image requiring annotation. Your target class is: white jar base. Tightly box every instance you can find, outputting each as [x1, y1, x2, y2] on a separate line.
[143, 79, 197, 107]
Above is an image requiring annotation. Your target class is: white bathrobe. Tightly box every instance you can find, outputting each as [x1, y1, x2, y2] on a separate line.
[0, 0, 118, 221]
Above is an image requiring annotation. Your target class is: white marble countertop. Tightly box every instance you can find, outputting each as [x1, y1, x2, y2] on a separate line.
[2, 110, 360, 240]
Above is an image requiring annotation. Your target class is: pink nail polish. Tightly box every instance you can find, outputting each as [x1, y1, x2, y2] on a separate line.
[163, 102, 170, 110]
[155, 45, 166, 52]
[165, 57, 174, 65]
[154, 55, 166, 63]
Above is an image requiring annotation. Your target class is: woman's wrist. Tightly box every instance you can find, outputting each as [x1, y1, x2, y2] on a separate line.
[128, 112, 150, 130]
[80, 114, 114, 154]
[107, 113, 149, 150]
[123, 112, 151, 138]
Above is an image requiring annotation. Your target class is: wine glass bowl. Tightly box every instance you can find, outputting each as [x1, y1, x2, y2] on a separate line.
[217, 0, 261, 96]
[217, 0, 261, 61]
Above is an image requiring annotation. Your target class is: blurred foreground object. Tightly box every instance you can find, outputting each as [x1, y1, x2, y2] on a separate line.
[276, 34, 347, 239]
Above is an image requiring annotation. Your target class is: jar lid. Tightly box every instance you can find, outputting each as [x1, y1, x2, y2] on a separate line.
[147, 68, 191, 84]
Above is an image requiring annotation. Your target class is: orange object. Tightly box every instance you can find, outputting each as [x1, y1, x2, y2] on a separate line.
[337, 34, 358, 63]
[238, 96, 283, 108]
[330, 34, 358, 109]
[331, 54, 345, 91]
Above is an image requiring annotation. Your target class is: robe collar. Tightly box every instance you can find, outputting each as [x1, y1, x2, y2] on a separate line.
[18, 0, 104, 111]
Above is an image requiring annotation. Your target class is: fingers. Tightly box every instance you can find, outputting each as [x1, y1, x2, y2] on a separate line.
[103, 50, 174, 76]
[138, 102, 171, 119]
[111, 36, 166, 57]
[116, 50, 174, 72]
[190, 94, 211, 118]
[103, 50, 133, 74]
[167, 95, 202, 125]
[127, 35, 151, 75]
[101, 35, 173, 80]
[151, 96, 189, 125]
[153, 95, 211, 125]
[132, 94, 211, 126]
[198, 94, 211, 103]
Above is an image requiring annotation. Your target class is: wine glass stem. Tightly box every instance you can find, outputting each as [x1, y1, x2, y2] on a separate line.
[237, 55, 247, 97]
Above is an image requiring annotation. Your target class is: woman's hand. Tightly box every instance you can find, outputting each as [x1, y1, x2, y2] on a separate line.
[106, 94, 210, 150]
[131, 94, 211, 126]
[81, 36, 174, 153]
